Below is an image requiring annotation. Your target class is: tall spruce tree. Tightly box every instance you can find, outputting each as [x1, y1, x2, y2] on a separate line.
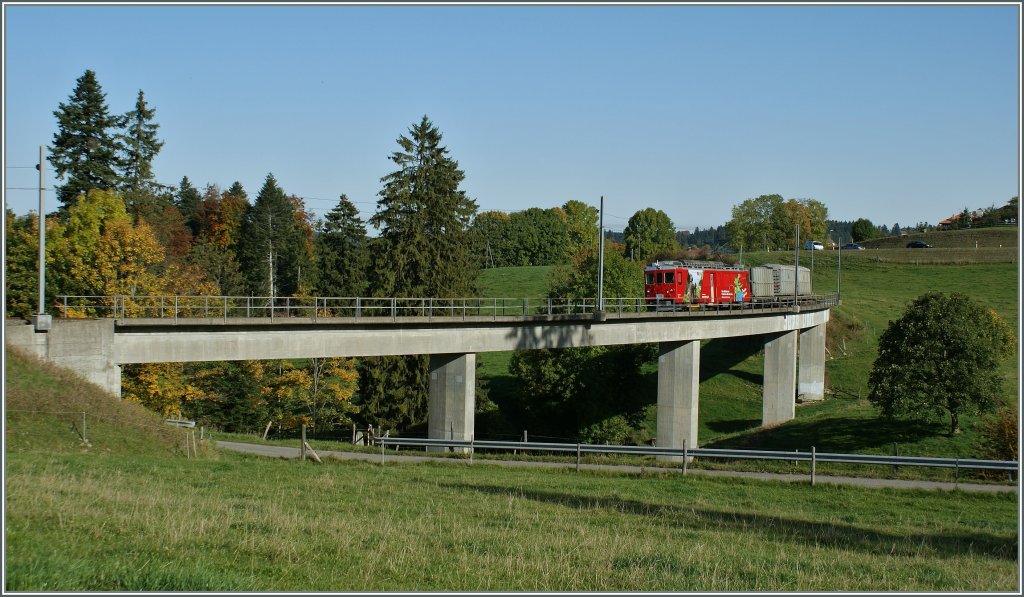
[314, 194, 369, 298]
[48, 70, 124, 210]
[358, 116, 481, 432]
[175, 176, 203, 235]
[237, 173, 308, 297]
[118, 90, 164, 193]
[369, 115, 480, 297]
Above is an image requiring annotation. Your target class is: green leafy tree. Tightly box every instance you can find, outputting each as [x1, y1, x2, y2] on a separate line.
[314, 194, 369, 298]
[508, 207, 567, 266]
[561, 200, 599, 259]
[237, 173, 310, 297]
[48, 70, 124, 210]
[4, 210, 56, 317]
[471, 210, 515, 267]
[867, 292, 1015, 435]
[725, 194, 788, 252]
[851, 218, 877, 242]
[359, 116, 481, 432]
[623, 207, 677, 262]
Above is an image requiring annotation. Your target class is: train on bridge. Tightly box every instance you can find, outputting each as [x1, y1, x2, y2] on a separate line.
[644, 260, 811, 309]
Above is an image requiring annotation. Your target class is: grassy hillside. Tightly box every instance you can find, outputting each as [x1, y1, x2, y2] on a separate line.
[859, 226, 1017, 250]
[4, 350, 1018, 591]
[4, 348, 184, 456]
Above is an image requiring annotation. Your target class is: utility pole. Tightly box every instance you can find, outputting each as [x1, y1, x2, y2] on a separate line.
[32, 145, 51, 332]
[596, 195, 605, 316]
[267, 213, 274, 300]
[793, 224, 800, 313]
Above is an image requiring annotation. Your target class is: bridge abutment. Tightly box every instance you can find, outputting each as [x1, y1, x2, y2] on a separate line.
[4, 318, 121, 398]
[762, 329, 798, 426]
[427, 353, 476, 452]
[656, 340, 700, 462]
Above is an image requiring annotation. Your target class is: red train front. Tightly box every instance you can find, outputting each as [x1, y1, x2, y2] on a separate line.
[644, 260, 751, 308]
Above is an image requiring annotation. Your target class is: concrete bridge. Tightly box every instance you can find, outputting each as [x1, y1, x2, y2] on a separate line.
[5, 294, 835, 456]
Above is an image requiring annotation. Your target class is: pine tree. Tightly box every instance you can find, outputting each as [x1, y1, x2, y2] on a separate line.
[358, 116, 481, 432]
[237, 173, 309, 297]
[226, 181, 248, 201]
[48, 70, 124, 210]
[118, 90, 164, 193]
[175, 177, 203, 235]
[314, 194, 369, 298]
[369, 115, 480, 298]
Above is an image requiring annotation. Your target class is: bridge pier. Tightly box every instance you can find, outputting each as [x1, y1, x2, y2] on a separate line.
[798, 323, 826, 402]
[427, 353, 476, 453]
[656, 340, 700, 462]
[762, 329, 798, 426]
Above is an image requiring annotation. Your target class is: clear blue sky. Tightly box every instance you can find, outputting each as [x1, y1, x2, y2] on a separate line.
[3, 2, 1020, 233]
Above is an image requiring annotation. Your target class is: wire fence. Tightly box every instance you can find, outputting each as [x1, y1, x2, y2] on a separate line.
[52, 293, 840, 322]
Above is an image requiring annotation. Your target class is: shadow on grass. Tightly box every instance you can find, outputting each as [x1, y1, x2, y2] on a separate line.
[443, 482, 1017, 562]
[705, 418, 762, 435]
[703, 416, 940, 453]
[699, 336, 765, 384]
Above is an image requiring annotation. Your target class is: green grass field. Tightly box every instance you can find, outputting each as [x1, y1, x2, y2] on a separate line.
[4, 351, 1018, 591]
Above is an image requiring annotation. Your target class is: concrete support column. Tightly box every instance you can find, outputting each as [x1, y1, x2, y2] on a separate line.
[427, 353, 476, 453]
[762, 330, 797, 426]
[798, 323, 826, 403]
[656, 340, 700, 462]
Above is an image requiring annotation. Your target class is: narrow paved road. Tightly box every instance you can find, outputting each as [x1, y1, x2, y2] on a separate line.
[216, 441, 1017, 494]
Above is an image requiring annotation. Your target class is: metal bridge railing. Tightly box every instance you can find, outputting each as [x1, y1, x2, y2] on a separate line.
[53, 293, 840, 322]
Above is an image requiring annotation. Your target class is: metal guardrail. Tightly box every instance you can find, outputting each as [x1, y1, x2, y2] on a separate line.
[53, 293, 839, 322]
[374, 437, 1019, 475]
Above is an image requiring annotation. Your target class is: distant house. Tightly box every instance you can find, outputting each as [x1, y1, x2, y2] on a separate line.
[937, 210, 984, 230]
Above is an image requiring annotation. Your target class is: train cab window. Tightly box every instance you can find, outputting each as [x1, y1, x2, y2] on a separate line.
[645, 273, 654, 284]
[656, 273, 664, 284]
[664, 272, 674, 284]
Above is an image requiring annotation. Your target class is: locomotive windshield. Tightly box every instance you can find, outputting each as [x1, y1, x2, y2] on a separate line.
[645, 272, 654, 284]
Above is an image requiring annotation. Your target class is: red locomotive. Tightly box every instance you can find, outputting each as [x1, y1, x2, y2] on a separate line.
[644, 260, 811, 309]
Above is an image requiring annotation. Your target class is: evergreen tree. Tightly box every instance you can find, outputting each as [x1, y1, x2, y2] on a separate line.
[175, 177, 203, 235]
[314, 194, 370, 298]
[358, 116, 481, 432]
[237, 173, 308, 297]
[48, 70, 124, 210]
[118, 90, 164, 193]
[368, 115, 480, 297]
[226, 181, 248, 201]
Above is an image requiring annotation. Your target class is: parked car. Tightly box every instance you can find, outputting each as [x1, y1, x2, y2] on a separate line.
[803, 240, 825, 251]
[906, 240, 932, 248]
[842, 243, 865, 250]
